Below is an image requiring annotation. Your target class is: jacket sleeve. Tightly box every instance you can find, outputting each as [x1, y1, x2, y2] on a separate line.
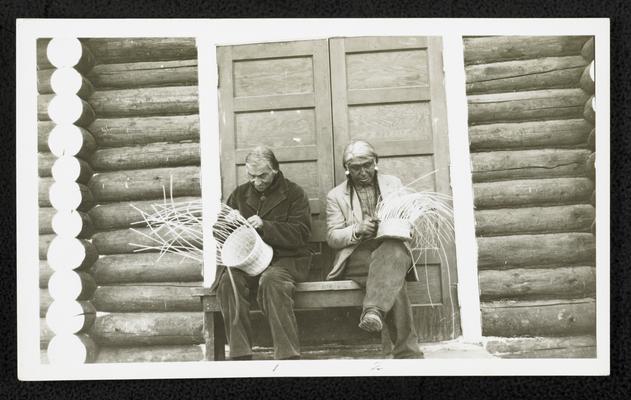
[326, 190, 359, 250]
[259, 186, 311, 249]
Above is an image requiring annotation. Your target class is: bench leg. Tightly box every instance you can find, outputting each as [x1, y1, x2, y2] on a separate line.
[213, 311, 226, 361]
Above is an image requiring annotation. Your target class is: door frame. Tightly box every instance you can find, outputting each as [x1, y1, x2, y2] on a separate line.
[197, 34, 483, 343]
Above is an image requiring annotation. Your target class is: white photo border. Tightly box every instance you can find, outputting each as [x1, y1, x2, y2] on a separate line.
[17, 18, 610, 380]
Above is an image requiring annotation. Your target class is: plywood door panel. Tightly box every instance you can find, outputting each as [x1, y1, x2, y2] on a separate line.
[330, 36, 460, 341]
[217, 40, 335, 223]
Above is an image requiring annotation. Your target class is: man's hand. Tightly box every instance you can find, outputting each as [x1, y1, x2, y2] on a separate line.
[355, 217, 379, 239]
[247, 215, 264, 229]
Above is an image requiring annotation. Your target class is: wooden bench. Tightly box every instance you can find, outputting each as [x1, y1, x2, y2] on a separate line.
[193, 221, 438, 360]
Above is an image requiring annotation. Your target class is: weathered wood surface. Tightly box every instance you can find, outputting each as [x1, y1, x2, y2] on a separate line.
[89, 86, 198, 118]
[39, 234, 54, 259]
[468, 119, 591, 151]
[485, 335, 596, 358]
[89, 196, 200, 230]
[477, 233, 595, 269]
[96, 345, 203, 363]
[90, 142, 200, 171]
[481, 298, 596, 336]
[474, 177, 594, 208]
[40, 288, 52, 317]
[467, 89, 589, 125]
[93, 283, 204, 312]
[40, 318, 54, 348]
[470, 149, 591, 182]
[587, 128, 596, 151]
[581, 37, 595, 61]
[38, 207, 55, 234]
[38, 94, 96, 127]
[88, 59, 198, 89]
[90, 312, 204, 346]
[478, 266, 596, 300]
[466, 56, 586, 94]
[90, 253, 202, 284]
[586, 152, 596, 179]
[475, 204, 594, 236]
[88, 115, 200, 148]
[39, 261, 53, 288]
[85, 38, 197, 64]
[89, 166, 200, 202]
[37, 69, 55, 94]
[463, 36, 590, 65]
[92, 227, 203, 255]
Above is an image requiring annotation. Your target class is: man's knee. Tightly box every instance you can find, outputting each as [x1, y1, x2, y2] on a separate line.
[258, 268, 294, 302]
[376, 239, 411, 261]
[217, 269, 248, 297]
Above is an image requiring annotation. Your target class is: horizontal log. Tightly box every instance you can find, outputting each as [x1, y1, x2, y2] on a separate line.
[90, 142, 200, 171]
[584, 96, 595, 123]
[580, 63, 595, 94]
[47, 333, 99, 364]
[587, 128, 595, 151]
[466, 56, 586, 94]
[89, 196, 200, 230]
[581, 37, 595, 61]
[40, 178, 95, 211]
[88, 115, 200, 148]
[40, 68, 95, 98]
[477, 233, 595, 269]
[91, 253, 202, 284]
[95, 344, 203, 363]
[479, 266, 596, 300]
[89, 166, 201, 202]
[471, 149, 591, 182]
[474, 177, 594, 208]
[468, 89, 589, 124]
[46, 38, 96, 74]
[93, 283, 203, 312]
[37, 69, 54, 94]
[48, 271, 98, 301]
[40, 288, 52, 317]
[39, 207, 55, 234]
[91, 227, 203, 255]
[39, 234, 54, 259]
[89, 86, 198, 118]
[475, 204, 595, 236]
[38, 153, 56, 177]
[40, 155, 94, 184]
[88, 59, 198, 89]
[481, 298, 596, 336]
[85, 38, 197, 64]
[586, 152, 596, 179]
[40, 318, 54, 348]
[40, 260, 53, 288]
[90, 312, 204, 346]
[41, 123, 97, 159]
[463, 36, 590, 65]
[46, 237, 99, 271]
[485, 335, 596, 358]
[468, 119, 591, 151]
[38, 94, 96, 127]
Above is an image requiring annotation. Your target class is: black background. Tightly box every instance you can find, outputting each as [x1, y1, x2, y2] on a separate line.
[4, 1, 630, 398]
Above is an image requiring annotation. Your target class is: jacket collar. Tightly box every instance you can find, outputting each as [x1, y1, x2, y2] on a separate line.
[343, 173, 393, 222]
[244, 171, 289, 217]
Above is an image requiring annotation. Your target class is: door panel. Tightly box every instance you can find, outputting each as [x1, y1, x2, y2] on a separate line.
[330, 36, 460, 341]
[217, 40, 335, 223]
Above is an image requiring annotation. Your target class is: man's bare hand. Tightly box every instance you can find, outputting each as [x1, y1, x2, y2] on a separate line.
[247, 215, 264, 229]
[356, 217, 378, 239]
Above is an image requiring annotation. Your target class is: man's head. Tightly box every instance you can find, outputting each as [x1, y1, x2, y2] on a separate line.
[245, 146, 279, 192]
[342, 140, 378, 187]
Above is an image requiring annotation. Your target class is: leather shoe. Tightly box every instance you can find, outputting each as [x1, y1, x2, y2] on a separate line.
[359, 310, 383, 332]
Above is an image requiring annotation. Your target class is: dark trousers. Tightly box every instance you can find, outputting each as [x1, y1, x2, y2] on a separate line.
[216, 256, 310, 360]
[344, 239, 423, 359]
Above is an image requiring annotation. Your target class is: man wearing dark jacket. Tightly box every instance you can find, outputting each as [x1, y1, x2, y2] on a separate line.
[212, 146, 311, 360]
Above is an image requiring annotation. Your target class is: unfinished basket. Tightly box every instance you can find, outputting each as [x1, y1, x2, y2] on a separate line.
[221, 225, 273, 276]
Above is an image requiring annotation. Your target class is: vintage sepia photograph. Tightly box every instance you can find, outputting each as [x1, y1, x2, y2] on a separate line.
[16, 18, 609, 379]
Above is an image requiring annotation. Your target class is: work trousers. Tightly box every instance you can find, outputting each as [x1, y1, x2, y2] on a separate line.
[344, 239, 423, 359]
[216, 256, 310, 360]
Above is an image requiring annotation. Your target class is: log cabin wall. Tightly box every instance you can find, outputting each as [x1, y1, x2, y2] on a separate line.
[464, 36, 597, 358]
[38, 38, 205, 363]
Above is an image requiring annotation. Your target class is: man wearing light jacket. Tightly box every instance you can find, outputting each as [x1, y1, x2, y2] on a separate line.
[325, 140, 423, 359]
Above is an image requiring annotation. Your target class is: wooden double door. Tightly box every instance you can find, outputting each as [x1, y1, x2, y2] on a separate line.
[217, 37, 460, 341]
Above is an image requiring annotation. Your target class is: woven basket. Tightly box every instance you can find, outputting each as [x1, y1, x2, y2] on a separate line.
[376, 218, 413, 242]
[221, 226, 273, 276]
